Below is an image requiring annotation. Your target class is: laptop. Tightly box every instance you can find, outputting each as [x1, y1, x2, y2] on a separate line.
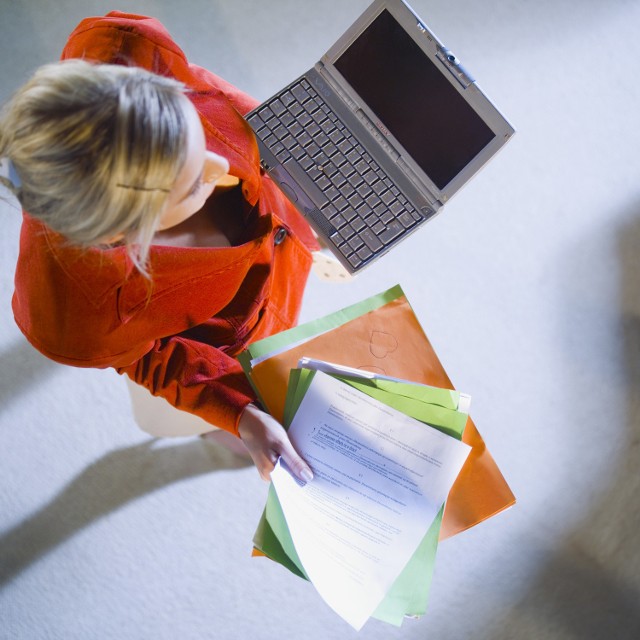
[246, 0, 515, 274]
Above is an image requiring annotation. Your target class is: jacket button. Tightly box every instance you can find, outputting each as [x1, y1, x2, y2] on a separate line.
[274, 227, 288, 246]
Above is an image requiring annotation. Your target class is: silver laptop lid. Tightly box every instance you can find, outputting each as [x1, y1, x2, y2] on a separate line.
[317, 0, 515, 207]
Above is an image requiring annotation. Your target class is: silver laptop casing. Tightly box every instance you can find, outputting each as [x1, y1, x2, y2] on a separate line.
[249, 0, 515, 273]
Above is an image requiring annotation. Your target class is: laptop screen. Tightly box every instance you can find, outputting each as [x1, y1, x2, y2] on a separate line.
[334, 9, 495, 191]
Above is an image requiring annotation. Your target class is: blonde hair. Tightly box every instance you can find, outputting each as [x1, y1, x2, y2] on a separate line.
[0, 59, 189, 274]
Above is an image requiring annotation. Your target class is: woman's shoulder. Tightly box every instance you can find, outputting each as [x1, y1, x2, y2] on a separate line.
[61, 12, 190, 76]
[60, 12, 263, 192]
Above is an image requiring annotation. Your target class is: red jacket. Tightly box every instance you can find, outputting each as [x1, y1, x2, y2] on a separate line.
[12, 12, 319, 434]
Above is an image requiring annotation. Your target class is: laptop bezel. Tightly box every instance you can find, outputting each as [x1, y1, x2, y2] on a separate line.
[318, 0, 515, 205]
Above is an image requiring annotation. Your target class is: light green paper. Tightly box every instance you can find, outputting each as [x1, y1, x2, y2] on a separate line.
[264, 484, 308, 579]
[253, 506, 306, 579]
[373, 378, 459, 410]
[372, 506, 444, 626]
[332, 375, 468, 439]
[254, 366, 467, 625]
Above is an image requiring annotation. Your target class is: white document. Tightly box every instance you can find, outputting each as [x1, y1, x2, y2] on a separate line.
[270, 371, 471, 630]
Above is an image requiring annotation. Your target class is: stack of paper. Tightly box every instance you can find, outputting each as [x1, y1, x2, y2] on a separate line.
[261, 360, 472, 628]
[239, 285, 515, 628]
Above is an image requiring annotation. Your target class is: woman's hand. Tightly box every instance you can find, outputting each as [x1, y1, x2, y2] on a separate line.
[237, 403, 314, 483]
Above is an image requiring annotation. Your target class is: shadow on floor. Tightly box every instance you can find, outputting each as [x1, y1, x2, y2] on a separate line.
[0, 437, 252, 589]
[0, 340, 59, 413]
[477, 211, 640, 640]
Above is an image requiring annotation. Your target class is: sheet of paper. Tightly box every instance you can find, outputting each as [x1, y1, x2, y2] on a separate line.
[270, 371, 471, 630]
[255, 366, 470, 625]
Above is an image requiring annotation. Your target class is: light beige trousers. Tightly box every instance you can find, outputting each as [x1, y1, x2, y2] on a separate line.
[125, 377, 219, 438]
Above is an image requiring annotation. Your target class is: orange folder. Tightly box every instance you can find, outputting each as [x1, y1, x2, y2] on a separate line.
[247, 293, 515, 540]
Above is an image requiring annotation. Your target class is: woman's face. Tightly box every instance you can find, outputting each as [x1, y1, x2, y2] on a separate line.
[156, 99, 230, 231]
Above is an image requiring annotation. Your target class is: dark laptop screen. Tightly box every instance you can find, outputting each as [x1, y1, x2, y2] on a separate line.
[334, 9, 495, 190]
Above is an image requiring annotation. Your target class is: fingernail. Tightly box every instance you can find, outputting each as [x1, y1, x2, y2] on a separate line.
[299, 468, 314, 483]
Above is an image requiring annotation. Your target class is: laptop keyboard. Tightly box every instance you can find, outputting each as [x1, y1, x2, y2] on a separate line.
[246, 78, 426, 270]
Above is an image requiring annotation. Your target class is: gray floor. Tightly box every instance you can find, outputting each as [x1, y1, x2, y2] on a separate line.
[1, 1, 640, 639]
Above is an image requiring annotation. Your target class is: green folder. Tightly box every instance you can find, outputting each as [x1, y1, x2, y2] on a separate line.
[252, 366, 467, 626]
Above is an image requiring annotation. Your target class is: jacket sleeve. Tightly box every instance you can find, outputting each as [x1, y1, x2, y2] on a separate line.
[12, 215, 267, 434]
[115, 335, 256, 436]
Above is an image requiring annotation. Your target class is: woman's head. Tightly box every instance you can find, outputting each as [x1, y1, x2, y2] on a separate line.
[0, 59, 228, 272]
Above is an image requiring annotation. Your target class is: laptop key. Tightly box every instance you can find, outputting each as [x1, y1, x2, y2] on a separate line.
[348, 235, 364, 251]
[307, 165, 323, 181]
[331, 213, 348, 229]
[322, 161, 339, 177]
[272, 142, 287, 158]
[399, 212, 415, 228]
[271, 100, 286, 117]
[298, 112, 313, 127]
[379, 221, 404, 245]
[281, 91, 295, 107]
[341, 222, 357, 239]
[289, 102, 304, 117]
[261, 106, 277, 122]
[249, 113, 264, 128]
[357, 183, 373, 198]
[333, 195, 349, 211]
[366, 193, 380, 208]
[373, 181, 387, 195]
[291, 84, 309, 102]
[381, 191, 395, 205]
[338, 139, 352, 154]
[273, 124, 288, 140]
[281, 134, 295, 150]
[298, 132, 312, 148]
[390, 201, 404, 215]
[356, 245, 373, 262]
[372, 221, 386, 236]
[333, 174, 347, 189]
[361, 229, 383, 253]
[364, 212, 379, 228]
[381, 209, 395, 224]
[341, 182, 355, 198]
[325, 186, 340, 201]
[348, 193, 363, 208]
[341, 207, 358, 223]
[315, 132, 330, 147]
[280, 113, 295, 127]
[290, 145, 306, 161]
[290, 122, 304, 137]
[321, 202, 337, 218]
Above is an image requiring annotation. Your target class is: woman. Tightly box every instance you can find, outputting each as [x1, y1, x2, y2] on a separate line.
[0, 12, 318, 483]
